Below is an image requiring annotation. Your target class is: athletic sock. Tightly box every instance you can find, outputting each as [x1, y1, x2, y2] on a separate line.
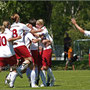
[17, 60, 30, 71]
[47, 68, 55, 81]
[47, 73, 50, 84]
[31, 70, 36, 87]
[26, 68, 31, 81]
[6, 72, 12, 80]
[40, 70, 46, 86]
[9, 71, 17, 87]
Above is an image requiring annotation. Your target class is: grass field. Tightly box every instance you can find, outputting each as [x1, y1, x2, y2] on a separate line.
[1, 70, 90, 90]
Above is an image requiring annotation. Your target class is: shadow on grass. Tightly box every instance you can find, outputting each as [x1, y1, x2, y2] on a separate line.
[15, 84, 61, 89]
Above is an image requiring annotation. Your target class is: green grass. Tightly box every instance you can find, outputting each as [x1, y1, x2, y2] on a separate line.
[1, 70, 90, 90]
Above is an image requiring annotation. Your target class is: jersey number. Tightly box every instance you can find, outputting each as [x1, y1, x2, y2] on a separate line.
[12, 29, 18, 37]
[0, 36, 7, 46]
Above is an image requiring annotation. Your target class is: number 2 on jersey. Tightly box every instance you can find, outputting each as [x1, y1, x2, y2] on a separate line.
[12, 29, 18, 37]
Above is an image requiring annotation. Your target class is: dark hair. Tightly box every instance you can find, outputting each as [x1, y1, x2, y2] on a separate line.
[28, 19, 36, 26]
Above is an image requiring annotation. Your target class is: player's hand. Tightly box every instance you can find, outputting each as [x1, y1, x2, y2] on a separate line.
[17, 36, 22, 39]
[27, 24, 33, 29]
[42, 40, 46, 44]
[71, 18, 76, 25]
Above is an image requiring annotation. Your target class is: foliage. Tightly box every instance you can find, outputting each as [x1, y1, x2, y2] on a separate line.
[51, 60, 90, 70]
[0, 1, 90, 46]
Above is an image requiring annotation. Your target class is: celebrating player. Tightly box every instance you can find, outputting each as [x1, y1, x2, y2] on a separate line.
[36, 19, 55, 87]
[71, 18, 90, 36]
[5, 13, 41, 88]
[0, 21, 21, 88]
[24, 31, 41, 87]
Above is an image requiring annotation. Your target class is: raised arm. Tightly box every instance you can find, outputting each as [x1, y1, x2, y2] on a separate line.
[71, 18, 85, 34]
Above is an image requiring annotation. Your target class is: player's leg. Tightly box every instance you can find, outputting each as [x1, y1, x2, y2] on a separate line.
[65, 60, 69, 70]
[30, 64, 39, 88]
[40, 67, 46, 87]
[26, 67, 31, 82]
[14, 46, 33, 78]
[42, 49, 55, 86]
[5, 55, 18, 88]
[30, 50, 39, 87]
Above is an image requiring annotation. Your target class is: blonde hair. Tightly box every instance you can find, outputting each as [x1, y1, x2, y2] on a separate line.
[0, 26, 5, 33]
[3, 21, 10, 28]
[36, 19, 44, 26]
[0, 21, 10, 33]
[11, 13, 20, 23]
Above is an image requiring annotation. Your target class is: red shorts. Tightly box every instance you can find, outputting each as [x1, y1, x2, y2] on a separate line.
[39, 51, 43, 66]
[14, 45, 31, 59]
[31, 50, 42, 66]
[42, 49, 52, 67]
[0, 55, 17, 67]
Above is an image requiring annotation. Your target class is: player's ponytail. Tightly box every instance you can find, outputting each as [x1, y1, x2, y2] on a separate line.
[3, 21, 10, 29]
[0, 26, 5, 33]
[11, 14, 20, 23]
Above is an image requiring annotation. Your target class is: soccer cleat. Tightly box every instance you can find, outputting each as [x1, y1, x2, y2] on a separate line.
[46, 83, 50, 86]
[50, 78, 55, 87]
[5, 74, 10, 85]
[16, 68, 23, 78]
[9, 81, 14, 88]
[10, 85, 14, 88]
[40, 84, 46, 87]
[30, 82, 31, 87]
[5, 78, 10, 85]
[32, 85, 39, 88]
[35, 78, 40, 85]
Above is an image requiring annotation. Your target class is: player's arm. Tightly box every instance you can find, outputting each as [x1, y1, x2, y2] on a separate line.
[30, 29, 43, 34]
[32, 33, 40, 38]
[8, 36, 21, 42]
[42, 39, 52, 47]
[27, 33, 41, 43]
[71, 18, 85, 34]
[32, 38, 41, 43]
[42, 39, 51, 44]
[26, 23, 43, 33]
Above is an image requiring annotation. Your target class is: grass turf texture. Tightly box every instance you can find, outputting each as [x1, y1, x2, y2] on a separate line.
[0, 70, 90, 90]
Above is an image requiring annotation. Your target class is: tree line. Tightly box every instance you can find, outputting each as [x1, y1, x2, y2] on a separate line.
[0, 1, 90, 46]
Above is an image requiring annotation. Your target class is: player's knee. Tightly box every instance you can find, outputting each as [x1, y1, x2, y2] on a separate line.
[42, 66, 48, 70]
[24, 57, 32, 63]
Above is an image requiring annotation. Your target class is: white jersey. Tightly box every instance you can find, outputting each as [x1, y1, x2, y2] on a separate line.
[0, 28, 15, 57]
[30, 27, 38, 50]
[10, 22, 31, 48]
[84, 30, 90, 37]
[37, 26, 49, 48]
[37, 26, 48, 36]
[43, 34, 53, 50]
[24, 33, 36, 51]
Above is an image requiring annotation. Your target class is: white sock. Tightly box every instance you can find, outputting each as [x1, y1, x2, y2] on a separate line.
[9, 71, 17, 87]
[40, 70, 46, 86]
[17, 60, 30, 72]
[47, 68, 55, 81]
[6, 72, 12, 80]
[31, 70, 36, 87]
[26, 68, 31, 80]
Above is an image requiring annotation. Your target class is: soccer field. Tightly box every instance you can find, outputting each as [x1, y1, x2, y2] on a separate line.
[0, 70, 90, 90]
